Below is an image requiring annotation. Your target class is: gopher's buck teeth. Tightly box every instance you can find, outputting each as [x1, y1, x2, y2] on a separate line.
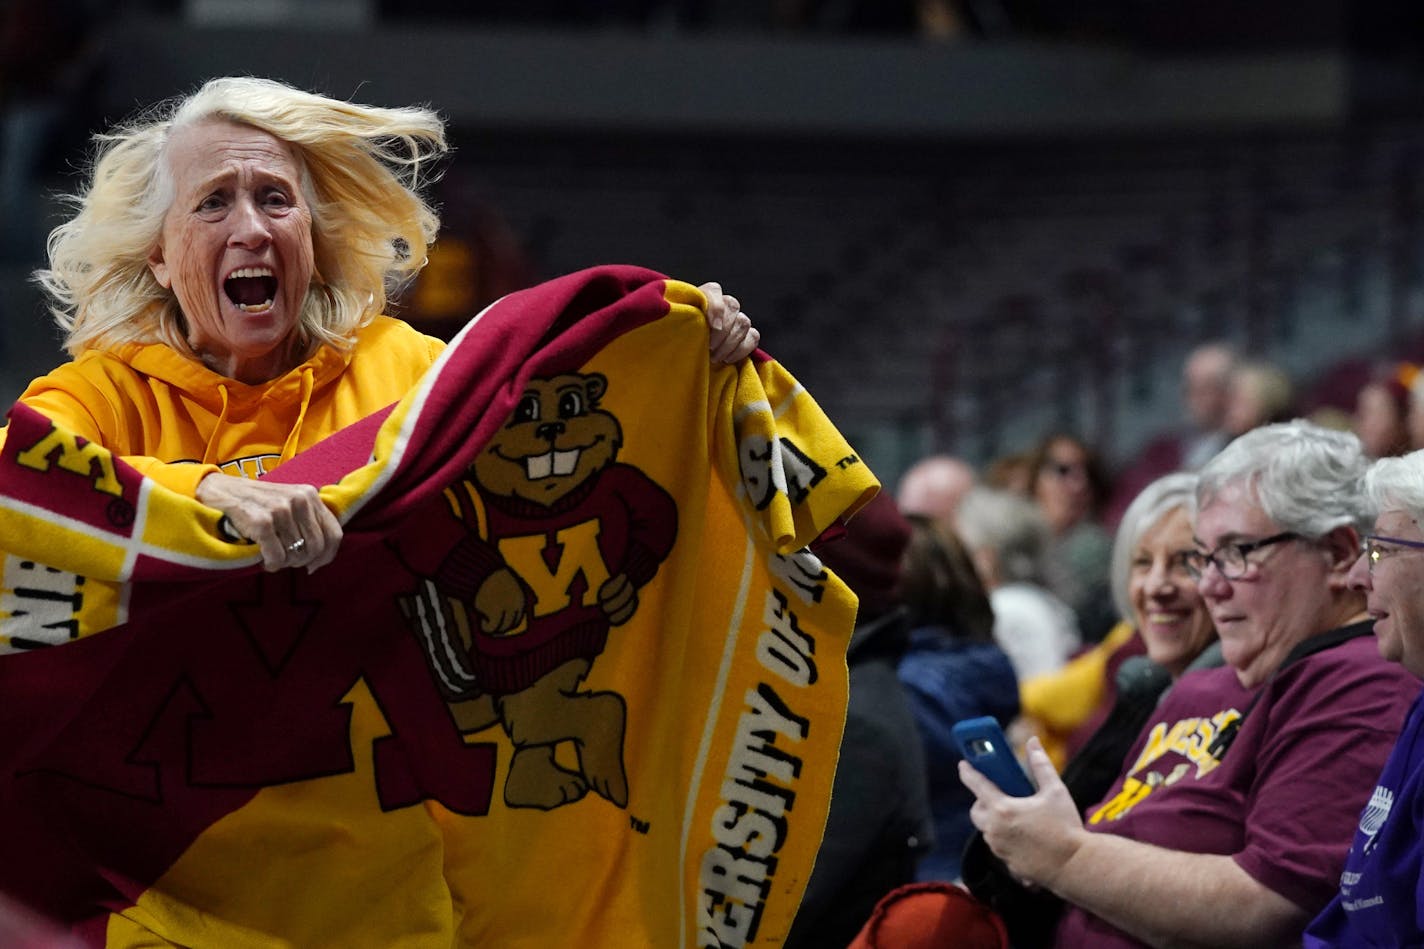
[525, 449, 581, 480]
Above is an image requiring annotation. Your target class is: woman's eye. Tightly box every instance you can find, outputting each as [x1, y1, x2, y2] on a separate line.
[263, 189, 291, 208]
[197, 195, 224, 212]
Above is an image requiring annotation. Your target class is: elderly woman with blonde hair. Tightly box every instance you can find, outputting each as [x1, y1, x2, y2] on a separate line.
[14, 76, 756, 571]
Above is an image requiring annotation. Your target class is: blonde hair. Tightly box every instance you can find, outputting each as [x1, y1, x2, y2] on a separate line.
[37, 76, 448, 357]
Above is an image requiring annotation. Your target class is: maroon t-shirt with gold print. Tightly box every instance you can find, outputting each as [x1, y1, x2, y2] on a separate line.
[1055, 628, 1417, 948]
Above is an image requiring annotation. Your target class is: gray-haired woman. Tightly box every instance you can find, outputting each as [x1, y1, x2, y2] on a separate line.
[963, 420, 1418, 948]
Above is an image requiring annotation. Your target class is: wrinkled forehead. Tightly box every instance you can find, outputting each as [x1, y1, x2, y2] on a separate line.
[152, 120, 311, 222]
[165, 118, 303, 184]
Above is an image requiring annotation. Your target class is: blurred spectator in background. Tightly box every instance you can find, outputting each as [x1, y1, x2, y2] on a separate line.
[1028, 433, 1115, 644]
[1353, 362, 1414, 459]
[1406, 369, 1424, 452]
[955, 485, 1080, 681]
[984, 449, 1035, 496]
[1309, 403, 1355, 436]
[896, 454, 976, 529]
[1179, 342, 1239, 468]
[895, 517, 1018, 883]
[1223, 358, 1295, 437]
[786, 491, 933, 949]
[1104, 342, 1237, 529]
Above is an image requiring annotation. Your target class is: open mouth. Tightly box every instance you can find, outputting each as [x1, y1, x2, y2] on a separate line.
[525, 449, 580, 480]
[224, 266, 278, 313]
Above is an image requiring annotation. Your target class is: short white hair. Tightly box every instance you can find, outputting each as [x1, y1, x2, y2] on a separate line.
[1363, 449, 1424, 523]
[1197, 419, 1371, 537]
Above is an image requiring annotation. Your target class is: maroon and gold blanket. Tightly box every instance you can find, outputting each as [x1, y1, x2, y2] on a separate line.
[0, 266, 877, 947]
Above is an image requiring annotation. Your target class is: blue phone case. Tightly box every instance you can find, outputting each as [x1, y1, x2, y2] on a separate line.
[952, 716, 1035, 797]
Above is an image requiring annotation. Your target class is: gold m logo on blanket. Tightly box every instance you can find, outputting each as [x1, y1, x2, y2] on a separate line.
[14, 425, 123, 497]
[498, 521, 610, 619]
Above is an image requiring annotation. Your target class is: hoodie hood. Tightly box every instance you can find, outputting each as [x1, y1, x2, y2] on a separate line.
[114, 339, 353, 469]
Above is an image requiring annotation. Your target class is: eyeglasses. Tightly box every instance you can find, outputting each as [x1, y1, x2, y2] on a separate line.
[1042, 461, 1087, 479]
[1184, 532, 1301, 580]
[1364, 534, 1424, 574]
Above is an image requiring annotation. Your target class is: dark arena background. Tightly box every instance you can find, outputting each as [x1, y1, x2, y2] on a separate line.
[4, 0, 1424, 490]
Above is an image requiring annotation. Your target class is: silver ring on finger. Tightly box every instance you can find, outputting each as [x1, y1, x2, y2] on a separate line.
[286, 537, 307, 555]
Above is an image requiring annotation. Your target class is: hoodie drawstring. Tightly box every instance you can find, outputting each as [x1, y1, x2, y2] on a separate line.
[278, 366, 315, 464]
[201, 383, 233, 466]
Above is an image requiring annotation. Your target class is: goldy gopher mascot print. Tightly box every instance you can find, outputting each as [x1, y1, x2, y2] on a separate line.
[398, 371, 676, 810]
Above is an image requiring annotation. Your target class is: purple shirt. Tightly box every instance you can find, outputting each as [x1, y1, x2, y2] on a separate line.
[1304, 689, 1424, 947]
[1055, 631, 1417, 948]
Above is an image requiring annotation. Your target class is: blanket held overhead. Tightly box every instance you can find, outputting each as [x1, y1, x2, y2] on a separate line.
[0, 266, 878, 948]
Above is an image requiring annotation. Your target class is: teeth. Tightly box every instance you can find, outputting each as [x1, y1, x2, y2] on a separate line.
[524, 449, 580, 480]
[229, 266, 275, 279]
[237, 300, 274, 313]
[553, 449, 579, 475]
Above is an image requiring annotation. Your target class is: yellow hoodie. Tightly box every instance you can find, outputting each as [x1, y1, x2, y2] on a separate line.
[9, 316, 446, 497]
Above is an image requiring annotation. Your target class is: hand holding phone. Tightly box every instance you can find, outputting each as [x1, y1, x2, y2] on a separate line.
[952, 716, 1035, 797]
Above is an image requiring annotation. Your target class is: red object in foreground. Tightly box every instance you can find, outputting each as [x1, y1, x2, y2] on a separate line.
[848, 882, 1010, 949]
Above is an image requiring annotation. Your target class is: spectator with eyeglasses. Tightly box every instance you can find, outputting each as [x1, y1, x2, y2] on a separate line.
[1304, 450, 1424, 946]
[1028, 433, 1116, 645]
[960, 420, 1416, 948]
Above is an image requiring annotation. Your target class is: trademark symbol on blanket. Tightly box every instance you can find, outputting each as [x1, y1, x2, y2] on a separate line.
[107, 498, 135, 528]
[630, 815, 650, 834]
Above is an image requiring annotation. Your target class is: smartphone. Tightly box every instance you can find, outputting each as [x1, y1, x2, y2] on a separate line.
[952, 716, 1035, 797]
